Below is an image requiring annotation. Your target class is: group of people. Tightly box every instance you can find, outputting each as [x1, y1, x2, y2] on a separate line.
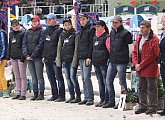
[0, 12, 165, 116]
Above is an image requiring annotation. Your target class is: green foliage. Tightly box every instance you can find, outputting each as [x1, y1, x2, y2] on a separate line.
[158, 76, 164, 98]
[126, 88, 139, 103]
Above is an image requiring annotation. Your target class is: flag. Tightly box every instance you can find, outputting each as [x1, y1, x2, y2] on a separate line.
[150, 0, 158, 5]
[129, 0, 137, 6]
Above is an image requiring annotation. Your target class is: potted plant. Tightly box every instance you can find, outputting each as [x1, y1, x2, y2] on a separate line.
[125, 88, 139, 110]
[157, 75, 164, 110]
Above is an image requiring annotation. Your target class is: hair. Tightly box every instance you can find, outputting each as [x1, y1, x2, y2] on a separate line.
[140, 20, 151, 28]
[104, 25, 109, 34]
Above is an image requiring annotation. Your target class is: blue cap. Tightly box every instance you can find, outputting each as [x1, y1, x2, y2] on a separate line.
[47, 13, 57, 19]
[78, 13, 88, 18]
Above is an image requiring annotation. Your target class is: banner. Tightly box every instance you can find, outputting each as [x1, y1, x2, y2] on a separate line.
[136, 4, 157, 15]
[115, 5, 135, 15]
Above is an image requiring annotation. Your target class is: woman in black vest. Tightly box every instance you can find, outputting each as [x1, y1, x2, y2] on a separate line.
[56, 18, 81, 103]
[22, 15, 45, 100]
[92, 20, 110, 107]
[7, 19, 27, 100]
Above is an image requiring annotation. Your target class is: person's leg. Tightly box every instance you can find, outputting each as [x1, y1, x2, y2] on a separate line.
[63, 61, 75, 103]
[100, 65, 109, 105]
[44, 59, 58, 100]
[158, 63, 165, 115]
[17, 60, 27, 100]
[146, 77, 158, 114]
[11, 60, 21, 97]
[34, 58, 45, 100]
[0, 60, 9, 98]
[55, 65, 65, 102]
[82, 60, 94, 105]
[27, 60, 38, 100]
[103, 62, 117, 108]
[94, 65, 105, 106]
[135, 76, 147, 114]
[70, 66, 81, 103]
[116, 64, 128, 93]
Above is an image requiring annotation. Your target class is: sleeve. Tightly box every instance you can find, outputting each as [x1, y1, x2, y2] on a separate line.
[105, 37, 110, 53]
[56, 35, 62, 67]
[22, 31, 29, 58]
[6, 33, 12, 60]
[31, 29, 45, 58]
[0, 32, 6, 60]
[71, 34, 79, 68]
[131, 38, 139, 66]
[139, 38, 160, 70]
[87, 28, 95, 59]
[20, 31, 26, 60]
[125, 32, 133, 44]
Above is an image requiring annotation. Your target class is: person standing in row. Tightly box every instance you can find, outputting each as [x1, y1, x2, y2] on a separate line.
[92, 20, 110, 107]
[77, 13, 95, 106]
[7, 19, 27, 100]
[157, 15, 165, 116]
[0, 20, 9, 98]
[56, 18, 81, 103]
[22, 15, 45, 100]
[132, 20, 159, 114]
[103, 16, 132, 108]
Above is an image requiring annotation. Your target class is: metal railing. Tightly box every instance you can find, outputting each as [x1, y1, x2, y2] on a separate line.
[17, 4, 109, 20]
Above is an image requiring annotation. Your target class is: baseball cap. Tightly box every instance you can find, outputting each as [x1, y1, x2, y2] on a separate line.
[78, 13, 88, 18]
[94, 20, 106, 27]
[31, 15, 40, 21]
[63, 18, 72, 24]
[111, 16, 122, 22]
[11, 19, 19, 26]
[47, 13, 57, 19]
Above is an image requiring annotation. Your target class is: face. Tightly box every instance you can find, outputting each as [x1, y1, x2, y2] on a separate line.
[63, 22, 72, 31]
[95, 25, 104, 32]
[47, 18, 56, 26]
[12, 23, 20, 31]
[140, 25, 150, 36]
[79, 17, 88, 26]
[31, 19, 39, 27]
[112, 21, 122, 29]
[162, 16, 165, 30]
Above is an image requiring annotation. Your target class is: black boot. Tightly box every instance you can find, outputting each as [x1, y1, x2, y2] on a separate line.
[157, 109, 165, 116]
[30, 92, 38, 101]
[65, 95, 75, 103]
[70, 95, 81, 103]
[36, 92, 44, 100]
[12, 95, 20, 100]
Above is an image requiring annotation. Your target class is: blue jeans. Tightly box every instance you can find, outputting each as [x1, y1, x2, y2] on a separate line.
[63, 61, 81, 96]
[44, 59, 58, 97]
[94, 65, 109, 103]
[27, 58, 45, 93]
[79, 59, 94, 101]
[106, 62, 127, 103]
[56, 66, 65, 98]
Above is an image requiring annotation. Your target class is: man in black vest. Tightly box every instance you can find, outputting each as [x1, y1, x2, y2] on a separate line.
[42, 13, 65, 101]
[102, 16, 133, 108]
[77, 13, 95, 106]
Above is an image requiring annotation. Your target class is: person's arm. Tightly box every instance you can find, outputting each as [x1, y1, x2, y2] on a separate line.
[125, 32, 133, 44]
[0, 31, 6, 61]
[7, 33, 12, 60]
[105, 37, 110, 52]
[22, 31, 29, 58]
[132, 37, 139, 66]
[56, 35, 62, 67]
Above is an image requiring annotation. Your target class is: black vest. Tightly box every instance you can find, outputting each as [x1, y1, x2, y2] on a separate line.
[60, 29, 76, 63]
[110, 26, 130, 64]
[42, 25, 62, 60]
[8, 29, 25, 60]
[92, 32, 109, 66]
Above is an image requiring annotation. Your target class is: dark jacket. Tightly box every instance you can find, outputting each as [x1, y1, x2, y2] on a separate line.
[159, 32, 165, 64]
[132, 30, 160, 77]
[77, 21, 95, 60]
[109, 25, 132, 64]
[22, 26, 44, 59]
[92, 32, 109, 66]
[7, 28, 25, 60]
[42, 25, 63, 60]
[0, 29, 7, 61]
